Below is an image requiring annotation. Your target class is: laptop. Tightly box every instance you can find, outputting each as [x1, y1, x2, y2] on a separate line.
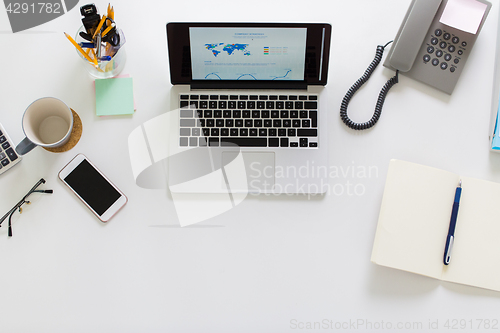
[166, 22, 332, 194]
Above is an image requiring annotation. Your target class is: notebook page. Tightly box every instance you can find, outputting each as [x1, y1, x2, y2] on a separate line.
[442, 176, 500, 291]
[371, 160, 459, 279]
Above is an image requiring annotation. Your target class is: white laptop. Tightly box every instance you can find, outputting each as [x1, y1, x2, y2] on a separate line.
[166, 22, 331, 194]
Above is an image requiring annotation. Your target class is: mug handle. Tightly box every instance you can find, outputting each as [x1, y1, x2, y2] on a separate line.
[15, 137, 37, 155]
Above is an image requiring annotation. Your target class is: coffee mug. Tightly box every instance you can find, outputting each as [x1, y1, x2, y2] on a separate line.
[16, 97, 74, 155]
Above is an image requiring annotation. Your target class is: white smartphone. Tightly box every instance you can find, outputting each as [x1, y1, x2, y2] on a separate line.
[59, 154, 127, 222]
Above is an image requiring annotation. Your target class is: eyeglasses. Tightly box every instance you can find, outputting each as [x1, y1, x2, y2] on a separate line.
[0, 178, 53, 237]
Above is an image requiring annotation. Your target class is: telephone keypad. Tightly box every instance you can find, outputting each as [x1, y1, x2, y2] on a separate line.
[424, 28, 466, 75]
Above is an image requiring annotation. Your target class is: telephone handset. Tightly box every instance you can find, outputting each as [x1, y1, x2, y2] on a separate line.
[340, 0, 491, 130]
[384, 0, 491, 94]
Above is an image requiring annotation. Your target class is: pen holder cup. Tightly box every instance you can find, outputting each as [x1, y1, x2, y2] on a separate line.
[74, 26, 126, 79]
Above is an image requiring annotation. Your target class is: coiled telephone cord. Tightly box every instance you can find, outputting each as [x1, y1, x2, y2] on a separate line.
[340, 41, 399, 130]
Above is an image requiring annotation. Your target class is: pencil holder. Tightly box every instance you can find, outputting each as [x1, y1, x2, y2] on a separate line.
[74, 25, 126, 79]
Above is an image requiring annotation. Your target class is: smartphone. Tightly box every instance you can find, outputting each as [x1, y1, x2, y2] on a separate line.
[59, 154, 127, 222]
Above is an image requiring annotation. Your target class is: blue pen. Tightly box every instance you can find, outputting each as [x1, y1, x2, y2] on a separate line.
[444, 180, 462, 265]
[78, 42, 95, 48]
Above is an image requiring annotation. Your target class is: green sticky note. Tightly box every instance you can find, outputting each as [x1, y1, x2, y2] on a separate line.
[95, 77, 134, 116]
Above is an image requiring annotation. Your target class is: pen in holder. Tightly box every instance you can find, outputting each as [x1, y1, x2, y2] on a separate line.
[74, 25, 126, 79]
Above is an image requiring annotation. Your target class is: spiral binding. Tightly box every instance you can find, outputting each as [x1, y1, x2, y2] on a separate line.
[340, 41, 399, 130]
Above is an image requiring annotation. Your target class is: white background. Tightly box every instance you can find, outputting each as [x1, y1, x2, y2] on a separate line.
[1, 0, 500, 332]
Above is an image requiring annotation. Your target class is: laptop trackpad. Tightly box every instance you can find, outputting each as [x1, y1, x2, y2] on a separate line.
[222, 152, 275, 192]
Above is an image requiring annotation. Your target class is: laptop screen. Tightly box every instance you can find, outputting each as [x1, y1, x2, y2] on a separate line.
[189, 27, 307, 81]
[167, 23, 331, 89]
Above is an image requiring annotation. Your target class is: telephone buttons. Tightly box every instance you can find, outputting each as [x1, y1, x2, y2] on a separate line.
[426, 31, 463, 73]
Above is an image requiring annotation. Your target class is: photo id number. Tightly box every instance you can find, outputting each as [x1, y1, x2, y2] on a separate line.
[444, 319, 499, 330]
[6, 2, 62, 14]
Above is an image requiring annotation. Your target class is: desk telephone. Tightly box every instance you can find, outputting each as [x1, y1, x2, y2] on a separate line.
[340, 0, 492, 130]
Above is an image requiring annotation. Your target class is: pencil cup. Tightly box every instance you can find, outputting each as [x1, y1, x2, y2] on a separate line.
[74, 26, 126, 79]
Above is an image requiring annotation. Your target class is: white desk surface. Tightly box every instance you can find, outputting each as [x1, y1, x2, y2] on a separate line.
[2, 0, 500, 332]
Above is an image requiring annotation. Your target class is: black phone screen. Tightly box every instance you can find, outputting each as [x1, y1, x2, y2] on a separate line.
[64, 159, 121, 216]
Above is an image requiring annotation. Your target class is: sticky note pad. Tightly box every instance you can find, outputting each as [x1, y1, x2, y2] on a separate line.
[95, 77, 135, 116]
[439, 0, 488, 34]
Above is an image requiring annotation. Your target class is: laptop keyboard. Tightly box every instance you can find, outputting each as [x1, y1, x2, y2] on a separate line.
[179, 94, 319, 148]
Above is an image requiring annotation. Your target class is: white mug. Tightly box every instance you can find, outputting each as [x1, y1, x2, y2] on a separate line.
[16, 97, 74, 155]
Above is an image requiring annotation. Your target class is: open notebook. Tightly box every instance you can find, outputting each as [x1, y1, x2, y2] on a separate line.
[371, 159, 500, 292]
